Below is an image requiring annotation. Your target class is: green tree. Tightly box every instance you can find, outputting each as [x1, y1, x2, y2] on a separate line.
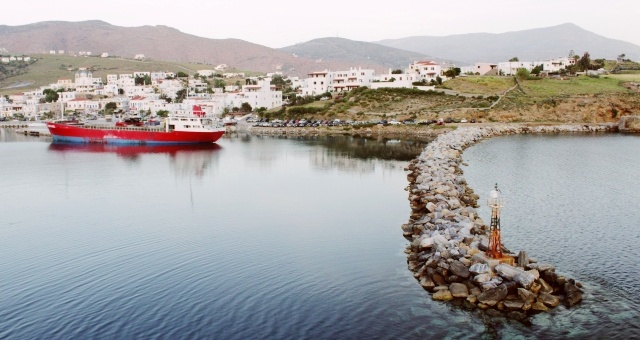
[105, 102, 118, 110]
[135, 75, 151, 86]
[578, 52, 591, 71]
[176, 71, 189, 78]
[156, 110, 169, 117]
[516, 68, 530, 80]
[42, 88, 59, 103]
[436, 76, 442, 85]
[509, 57, 519, 62]
[531, 64, 543, 75]
[240, 102, 253, 112]
[175, 89, 187, 103]
[391, 69, 403, 74]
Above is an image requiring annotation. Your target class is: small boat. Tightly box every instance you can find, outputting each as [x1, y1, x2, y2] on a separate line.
[47, 106, 225, 144]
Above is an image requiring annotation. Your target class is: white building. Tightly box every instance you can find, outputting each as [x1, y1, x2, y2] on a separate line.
[74, 69, 104, 93]
[302, 70, 333, 96]
[331, 67, 375, 93]
[461, 63, 498, 75]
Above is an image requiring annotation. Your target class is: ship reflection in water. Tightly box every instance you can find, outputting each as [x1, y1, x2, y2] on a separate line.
[48, 142, 222, 177]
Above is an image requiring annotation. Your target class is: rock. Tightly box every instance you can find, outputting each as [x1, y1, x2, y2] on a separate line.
[517, 288, 536, 303]
[526, 269, 540, 280]
[449, 260, 471, 279]
[538, 278, 554, 294]
[432, 289, 453, 301]
[485, 309, 503, 317]
[495, 264, 536, 289]
[538, 292, 560, 307]
[420, 234, 448, 249]
[449, 283, 469, 298]
[419, 275, 435, 291]
[469, 263, 490, 275]
[432, 273, 447, 286]
[474, 273, 492, 283]
[462, 300, 477, 310]
[470, 287, 482, 297]
[530, 281, 542, 294]
[564, 283, 583, 307]
[527, 263, 555, 272]
[506, 311, 528, 322]
[477, 284, 508, 306]
[517, 250, 529, 268]
[426, 202, 437, 213]
[531, 301, 549, 312]
[467, 295, 478, 304]
[503, 300, 524, 310]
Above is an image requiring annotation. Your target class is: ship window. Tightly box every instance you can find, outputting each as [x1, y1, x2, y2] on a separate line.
[169, 125, 175, 129]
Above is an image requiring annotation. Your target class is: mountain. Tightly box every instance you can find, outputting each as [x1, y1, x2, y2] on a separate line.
[278, 37, 450, 71]
[0, 21, 353, 76]
[376, 23, 640, 64]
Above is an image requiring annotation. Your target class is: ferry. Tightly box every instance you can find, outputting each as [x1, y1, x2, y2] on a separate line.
[46, 106, 225, 144]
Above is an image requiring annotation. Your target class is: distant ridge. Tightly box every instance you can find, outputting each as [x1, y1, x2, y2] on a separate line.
[278, 37, 454, 71]
[376, 23, 640, 64]
[0, 21, 356, 76]
[1, 21, 638, 75]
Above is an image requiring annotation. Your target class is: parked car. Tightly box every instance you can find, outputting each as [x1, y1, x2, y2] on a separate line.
[460, 119, 468, 123]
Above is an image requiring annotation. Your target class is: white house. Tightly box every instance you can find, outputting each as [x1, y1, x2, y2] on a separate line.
[74, 69, 104, 93]
[331, 67, 375, 93]
[302, 70, 333, 96]
[461, 63, 498, 75]
[197, 70, 217, 77]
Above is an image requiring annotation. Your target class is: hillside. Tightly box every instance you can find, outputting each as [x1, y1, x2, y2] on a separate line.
[0, 21, 352, 76]
[0, 54, 227, 94]
[278, 37, 452, 72]
[261, 74, 640, 125]
[376, 23, 640, 64]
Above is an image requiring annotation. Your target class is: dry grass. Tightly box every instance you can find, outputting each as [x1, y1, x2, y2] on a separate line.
[443, 76, 515, 95]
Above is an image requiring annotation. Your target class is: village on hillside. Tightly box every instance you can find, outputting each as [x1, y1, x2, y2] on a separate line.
[0, 52, 611, 121]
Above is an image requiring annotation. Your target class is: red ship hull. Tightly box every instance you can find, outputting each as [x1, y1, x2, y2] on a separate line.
[46, 122, 224, 144]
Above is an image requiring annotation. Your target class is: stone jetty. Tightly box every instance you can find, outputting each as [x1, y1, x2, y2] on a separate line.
[402, 124, 613, 319]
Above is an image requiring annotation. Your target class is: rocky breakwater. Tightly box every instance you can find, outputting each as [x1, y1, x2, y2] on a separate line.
[401, 125, 608, 320]
[619, 116, 640, 132]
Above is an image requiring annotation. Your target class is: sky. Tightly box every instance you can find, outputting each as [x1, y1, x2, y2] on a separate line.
[3, 0, 640, 48]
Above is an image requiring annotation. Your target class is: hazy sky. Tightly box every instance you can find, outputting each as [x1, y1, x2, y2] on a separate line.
[4, 0, 640, 48]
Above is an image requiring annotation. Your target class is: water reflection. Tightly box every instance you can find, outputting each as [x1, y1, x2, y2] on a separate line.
[224, 133, 431, 173]
[48, 142, 222, 177]
[228, 133, 431, 161]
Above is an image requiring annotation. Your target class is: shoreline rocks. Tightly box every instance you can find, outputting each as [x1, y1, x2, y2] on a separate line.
[403, 124, 604, 319]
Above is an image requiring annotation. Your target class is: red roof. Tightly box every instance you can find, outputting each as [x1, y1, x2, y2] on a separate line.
[130, 96, 146, 100]
[416, 61, 437, 65]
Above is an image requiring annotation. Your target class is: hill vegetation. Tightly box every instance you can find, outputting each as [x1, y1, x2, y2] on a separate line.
[265, 71, 640, 125]
[0, 54, 257, 95]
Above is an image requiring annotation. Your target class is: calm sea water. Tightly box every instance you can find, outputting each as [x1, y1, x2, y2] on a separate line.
[462, 133, 640, 339]
[0, 129, 637, 339]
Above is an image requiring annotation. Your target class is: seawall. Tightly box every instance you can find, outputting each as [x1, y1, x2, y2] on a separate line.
[402, 123, 614, 320]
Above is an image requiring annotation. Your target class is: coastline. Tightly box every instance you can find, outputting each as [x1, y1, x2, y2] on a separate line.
[401, 123, 616, 321]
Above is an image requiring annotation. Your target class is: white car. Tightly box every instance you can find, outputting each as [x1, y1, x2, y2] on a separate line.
[389, 120, 401, 125]
[460, 119, 468, 123]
